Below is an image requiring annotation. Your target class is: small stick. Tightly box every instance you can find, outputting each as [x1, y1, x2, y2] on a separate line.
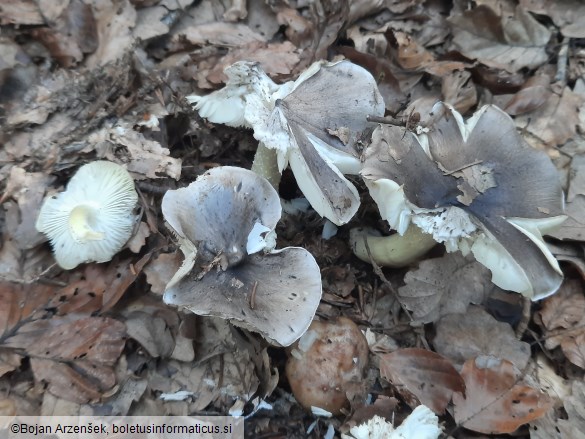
[249, 280, 258, 310]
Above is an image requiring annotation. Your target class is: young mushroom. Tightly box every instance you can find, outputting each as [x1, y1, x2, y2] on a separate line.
[161, 166, 322, 347]
[36, 161, 139, 270]
[356, 102, 566, 300]
[187, 60, 385, 225]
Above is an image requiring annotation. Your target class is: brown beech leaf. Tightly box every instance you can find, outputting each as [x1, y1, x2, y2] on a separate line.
[538, 280, 585, 369]
[0, 282, 57, 339]
[442, 70, 477, 114]
[453, 356, 553, 434]
[0, 349, 21, 378]
[558, 380, 585, 436]
[560, 333, 585, 369]
[0, 0, 44, 25]
[449, 4, 551, 72]
[5, 316, 125, 403]
[514, 85, 584, 147]
[379, 348, 465, 414]
[398, 253, 491, 324]
[520, 0, 585, 38]
[30, 0, 98, 67]
[434, 306, 531, 370]
[539, 279, 585, 349]
[504, 74, 551, 116]
[44, 254, 151, 315]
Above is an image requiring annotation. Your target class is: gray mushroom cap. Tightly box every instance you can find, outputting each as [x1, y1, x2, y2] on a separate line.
[362, 103, 566, 300]
[188, 60, 385, 225]
[161, 166, 322, 346]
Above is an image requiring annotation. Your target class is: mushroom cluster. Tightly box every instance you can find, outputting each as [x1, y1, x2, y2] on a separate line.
[36, 161, 138, 269]
[162, 166, 322, 346]
[188, 60, 384, 225]
[358, 102, 566, 300]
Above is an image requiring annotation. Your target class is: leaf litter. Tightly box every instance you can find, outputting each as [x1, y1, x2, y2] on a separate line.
[2, 0, 585, 437]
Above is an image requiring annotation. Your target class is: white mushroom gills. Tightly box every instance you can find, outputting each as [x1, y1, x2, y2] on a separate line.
[36, 161, 138, 270]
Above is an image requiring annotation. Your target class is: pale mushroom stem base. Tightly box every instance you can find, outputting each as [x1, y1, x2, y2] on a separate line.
[350, 225, 437, 267]
[251, 142, 281, 190]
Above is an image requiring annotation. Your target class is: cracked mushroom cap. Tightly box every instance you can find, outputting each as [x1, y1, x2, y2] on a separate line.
[35, 161, 138, 270]
[362, 103, 566, 300]
[161, 166, 322, 346]
[188, 60, 385, 226]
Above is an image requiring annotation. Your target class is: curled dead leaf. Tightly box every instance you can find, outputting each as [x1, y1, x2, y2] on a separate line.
[379, 348, 465, 414]
[453, 356, 553, 434]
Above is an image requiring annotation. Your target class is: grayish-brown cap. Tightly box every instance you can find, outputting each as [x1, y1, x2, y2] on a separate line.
[162, 166, 322, 346]
[362, 103, 566, 299]
[273, 60, 385, 225]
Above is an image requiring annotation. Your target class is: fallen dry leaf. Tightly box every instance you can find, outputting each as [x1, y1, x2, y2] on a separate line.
[0, 349, 21, 378]
[30, 0, 98, 67]
[441, 69, 477, 114]
[205, 41, 300, 85]
[434, 305, 531, 370]
[538, 279, 585, 369]
[127, 221, 151, 253]
[558, 380, 585, 438]
[0, 0, 44, 25]
[398, 253, 492, 324]
[515, 84, 585, 147]
[504, 74, 551, 116]
[108, 126, 182, 180]
[449, 4, 551, 72]
[539, 279, 585, 347]
[453, 356, 553, 434]
[548, 195, 585, 241]
[4, 315, 125, 403]
[520, 0, 585, 38]
[1, 167, 54, 250]
[379, 348, 465, 414]
[144, 252, 183, 294]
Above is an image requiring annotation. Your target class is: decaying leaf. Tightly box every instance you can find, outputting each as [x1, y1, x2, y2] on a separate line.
[398, 253, 492, 324]
[453, 356, 553, 434]
[520, 0, 585, 38]
[538, 279, 585, 368]
[514, 85, 585, 147]
[4, 316, 125, 404]
[108, 126, 182, 180]
[548, 155, 585, 241]
[449, 4, 552, 72]
[558, 380, 585, 437]
[379, 348, 465, 414]
[144, 252, 183, 294]
[434, 306, 531, 370]
[504, 74, 551, 116]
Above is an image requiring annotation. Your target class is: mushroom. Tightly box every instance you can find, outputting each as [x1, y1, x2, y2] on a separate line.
[187, 60, 385, 225]
[35, 161, 139, 270]
[285, 317, 369, 415]
[161, 166, 322, 346]
[357, 103, 566, 300]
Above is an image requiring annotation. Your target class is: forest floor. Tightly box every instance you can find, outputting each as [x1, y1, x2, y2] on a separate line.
[1, 0, 585, 438]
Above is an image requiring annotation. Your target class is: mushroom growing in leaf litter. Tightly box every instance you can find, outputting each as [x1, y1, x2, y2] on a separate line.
[187, 60, 385, 226]
[36, 160, 139, 270]
[162, 166, 322, 347]
[359, 102, 566, 300]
